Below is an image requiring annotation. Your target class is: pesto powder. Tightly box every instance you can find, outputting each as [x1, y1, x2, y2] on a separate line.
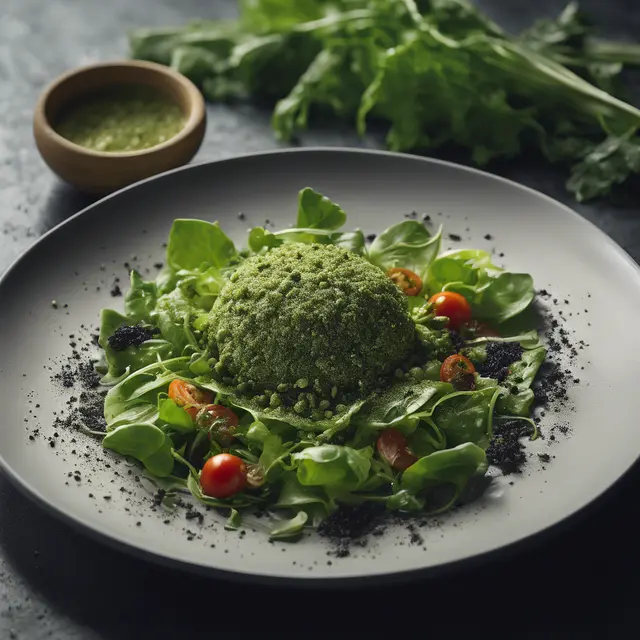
[206, 243, 417, 413]
[55, 86, 185, 152]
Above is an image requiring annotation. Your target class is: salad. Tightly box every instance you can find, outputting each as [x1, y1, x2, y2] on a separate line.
[97, 188, 545, 541]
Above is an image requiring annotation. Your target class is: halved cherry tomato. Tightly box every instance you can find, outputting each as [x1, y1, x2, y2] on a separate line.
[387, 268, 423, 296]
[376, 428, 417, 471]
[427, 291, 471, 329]
[440, 354, 476, 391]
[196, 404, 239, 447]
[200, 453, 247, 499]
[461, 319, 500, 338]
[168, 380, 214, 420]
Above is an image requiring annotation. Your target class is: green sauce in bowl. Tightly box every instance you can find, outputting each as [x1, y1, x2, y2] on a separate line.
[55, 86, 185, 153]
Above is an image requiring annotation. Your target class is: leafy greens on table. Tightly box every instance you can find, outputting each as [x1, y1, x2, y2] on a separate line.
[96, 187, 545, 540]
[129, 0, 640, 201]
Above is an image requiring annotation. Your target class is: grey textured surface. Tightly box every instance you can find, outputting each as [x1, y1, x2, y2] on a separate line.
[0, 0, 638, 637]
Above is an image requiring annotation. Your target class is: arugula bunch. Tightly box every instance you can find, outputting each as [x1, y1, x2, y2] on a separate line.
[130, 0, 640, 201]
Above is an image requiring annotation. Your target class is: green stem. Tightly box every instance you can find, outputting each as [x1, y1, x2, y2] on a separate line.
[584, 38, 640, 66]
[171, 449, 199, 479]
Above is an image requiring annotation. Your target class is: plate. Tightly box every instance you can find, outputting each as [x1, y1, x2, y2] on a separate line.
[1, 148, 639, 584]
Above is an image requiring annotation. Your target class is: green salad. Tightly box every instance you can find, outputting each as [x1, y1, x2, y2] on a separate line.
[97, 188, 545, 540]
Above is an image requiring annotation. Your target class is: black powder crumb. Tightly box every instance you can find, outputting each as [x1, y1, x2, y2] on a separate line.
[538, 453, 551, 463]
[484, 234, 493, 240]
[366, 233, 377, 243]
[153, 262, 163, 270]
[318, 503, 386, 557]
[423, 215, 431, 222]
[449, 330, 465, 353]
[185, 507, 204, 523]
[110, 283, 122, 297]
[238, 212, 246, 221]
[52, 356, 107, 435]
[448, 233, 462, 242]
[108, 325, 156, 351]
[486, 420, 534, 474]
[476, 342, 523, 382]
[406, 523, 424, 545]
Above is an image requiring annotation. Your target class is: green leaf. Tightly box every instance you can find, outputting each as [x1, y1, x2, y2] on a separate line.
[273, 227, 366, 254]
[259, 434, 288, 480]
[141, 437, 175, 477]
[427, 249, 500, 294]
[176, 265, 226, 311]
[248, 227, 282, 253]
[369, 220, 441, 278]
[153, 288, 198, 352]
[103, 422, 166, 460]
[387, 490, 425, 512]
[158, 396, 194, 432]
[475, 273, 535, 323]
[269, 511, 308, 541]
[225, 508, 242, 531]
[245, 420, 270, 444]
[296, 188, 347, 230]
[273, 47, 364, 141]
[108, 403, 159, 429]
[104, 357, 191, 425]
[125, 271, 157, 323]
[427, 250, 533, 323]
[98, 307, 174, 378]
[167, 219, 237, 271]
[359, 379, 450, 429]
[407, 422, 447, 458]
[497, 346, 547, 416]
[567, 130, 640, 201]
[275, 472, 332, 515]
[293, 445, 371, 491]
[429, 388, 499, 448]
[401, 443, 487, 494]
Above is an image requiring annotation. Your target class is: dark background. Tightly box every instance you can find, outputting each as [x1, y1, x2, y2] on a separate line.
[0, 1, 638, 637]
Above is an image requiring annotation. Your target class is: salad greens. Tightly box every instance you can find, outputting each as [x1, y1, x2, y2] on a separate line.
[96, 187, 544, 540]
[129, 1, 640, 201]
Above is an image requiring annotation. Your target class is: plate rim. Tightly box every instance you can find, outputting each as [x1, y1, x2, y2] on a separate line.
[1, 147, 639, 585]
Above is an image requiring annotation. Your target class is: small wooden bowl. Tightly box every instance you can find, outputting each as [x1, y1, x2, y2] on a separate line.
[34, 60, 206, 194]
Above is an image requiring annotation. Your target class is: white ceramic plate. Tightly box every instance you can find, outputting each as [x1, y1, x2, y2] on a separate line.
[1, 149, 638, 584]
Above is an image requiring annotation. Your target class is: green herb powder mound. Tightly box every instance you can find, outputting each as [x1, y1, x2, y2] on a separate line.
[206, 243, 416, 400]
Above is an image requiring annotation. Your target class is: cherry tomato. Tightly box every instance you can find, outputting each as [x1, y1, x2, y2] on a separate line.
[387, 267, 423, 296]
[440, 354, 476, 391]
[200, 453, 247, 499]
[461, 320, 500, 338]
[168, 380, 214, 420]
[376, 428, 417, 471]
[427, 291, 472, 329]
[196, 404, 239, 447]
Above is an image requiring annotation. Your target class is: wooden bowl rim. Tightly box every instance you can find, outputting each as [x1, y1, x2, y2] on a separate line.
[34, 59, 205, 159]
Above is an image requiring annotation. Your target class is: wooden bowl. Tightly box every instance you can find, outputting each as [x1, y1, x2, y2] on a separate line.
[33, 60, 206, 194]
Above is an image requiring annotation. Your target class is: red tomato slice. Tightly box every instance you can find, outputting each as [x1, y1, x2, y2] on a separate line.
[168, 380, 214, 419]
[387, 267, 423, 297]
[440, 354, 476, 390]
[376, 428, 417, 471]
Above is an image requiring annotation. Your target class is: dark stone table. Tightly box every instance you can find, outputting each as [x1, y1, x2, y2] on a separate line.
[0, 1, 638, 637]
